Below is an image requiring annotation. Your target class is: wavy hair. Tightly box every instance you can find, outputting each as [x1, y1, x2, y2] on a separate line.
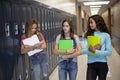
[84, 15, 110, 38]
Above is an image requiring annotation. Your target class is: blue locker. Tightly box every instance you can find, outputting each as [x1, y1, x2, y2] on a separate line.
[12, 3, 25, 80]
[0, 2, 4, 80]
[26, 6, 32, 21]
[36, 8, 41, 32]
[19, 4, 32, 80]
[31, 6, 37, 19]
[1, 1, 16, 80]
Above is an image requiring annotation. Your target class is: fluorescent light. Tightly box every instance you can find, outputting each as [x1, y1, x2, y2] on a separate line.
[91, 7, 100, 15]
[84, 1, 110, 6]
[90, 6, 101, 8]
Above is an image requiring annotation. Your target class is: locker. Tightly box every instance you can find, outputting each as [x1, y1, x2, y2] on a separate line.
[26, 6, 32, 21]
[19, 4, 32, 80]
[1, 2, 16, 80]
[0, 2, 4, 80]
[12, 4, 24, 80]
[31, 6, 37, 19]
[36, 8, 41, 32]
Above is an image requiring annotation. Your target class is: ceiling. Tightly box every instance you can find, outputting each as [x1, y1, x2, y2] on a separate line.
[78, 0, 119, 15]
[34, 0, 119, 16]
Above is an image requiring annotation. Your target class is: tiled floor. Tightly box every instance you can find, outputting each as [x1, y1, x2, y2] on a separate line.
[49, 47, 120, 80]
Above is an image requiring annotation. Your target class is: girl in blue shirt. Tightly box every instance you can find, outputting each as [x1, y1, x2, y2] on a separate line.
[82, 15, 112, 80]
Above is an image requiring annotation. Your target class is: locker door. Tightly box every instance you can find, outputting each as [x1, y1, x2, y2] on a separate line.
[12, 4, 24, 80]
[1, 2, 15, 80]
[41, 8, 45, 35]
[26, 6, 32, 21]
[47, 10, 52, 74]
[37, 7, 41, 32]
[20, 5, 32, 80]
[0, 2, 4, 80]
[31, 6, 37, 19]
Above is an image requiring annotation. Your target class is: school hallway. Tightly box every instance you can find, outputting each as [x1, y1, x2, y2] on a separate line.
[49, 47, 120, 80]
[1, 0, 120, 80]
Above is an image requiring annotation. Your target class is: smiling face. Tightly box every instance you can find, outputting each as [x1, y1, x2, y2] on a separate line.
[62, 21, 70, 34]
[89, 18, 97, 30]
[31, 23, 37, 34]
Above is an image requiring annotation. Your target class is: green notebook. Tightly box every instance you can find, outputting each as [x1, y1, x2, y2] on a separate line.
[58, 40, 73, 57]
[87, 36, 100, 56]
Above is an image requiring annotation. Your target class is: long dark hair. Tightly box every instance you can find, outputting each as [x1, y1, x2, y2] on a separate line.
[25, 19, 39, 37]
[84, 15, 110, 38]
[61, 19, 74, 39]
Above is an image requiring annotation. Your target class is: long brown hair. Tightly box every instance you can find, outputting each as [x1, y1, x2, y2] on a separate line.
[61, 19, 74, 39]
[25, 19, 39, 37]
[84, 15, 110, 38]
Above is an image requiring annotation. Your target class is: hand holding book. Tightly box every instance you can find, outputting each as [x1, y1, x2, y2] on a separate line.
[88, 44, 101, 53]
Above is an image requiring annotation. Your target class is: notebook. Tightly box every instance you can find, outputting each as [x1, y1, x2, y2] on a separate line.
[58, 40, 73, 57]
[87, 36, 100, 56]
[22, 35, 43, 56]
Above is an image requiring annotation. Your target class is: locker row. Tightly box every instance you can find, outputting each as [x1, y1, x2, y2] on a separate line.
[0, 0, 76, 80]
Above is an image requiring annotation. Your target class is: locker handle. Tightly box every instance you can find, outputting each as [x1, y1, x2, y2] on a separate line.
[26, 70, 28, 79]
[14, 23, 18, 35]
[18, 75, 22, 80]
[5, 23, 10, 37]
[22, 23, 25, 33]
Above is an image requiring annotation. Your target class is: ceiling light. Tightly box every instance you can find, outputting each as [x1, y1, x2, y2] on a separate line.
[83, 1, 110, 6]
[91, 7, 100, 15]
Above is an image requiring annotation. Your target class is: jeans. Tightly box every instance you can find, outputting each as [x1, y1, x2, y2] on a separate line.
[30, 53, 49, 80]
[87, 62, 108, 80]
[58, 60, 78, 80]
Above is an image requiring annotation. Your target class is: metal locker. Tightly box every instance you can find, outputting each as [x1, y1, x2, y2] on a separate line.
[12, 4, 25, 80]
[0, 2, 4, 80]
[41, 8, 45, 36]
[31, 6, 37, 19]
[19, 5, 32, 80]
[26, 6, 32, 21]
[36, 8, 41, 32]
[1, 1, 16, 80]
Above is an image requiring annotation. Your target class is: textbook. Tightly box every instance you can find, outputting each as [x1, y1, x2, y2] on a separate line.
[22, 35, 43, 56]
[87, 36, 100, 56]
[58, 40, 73, 57]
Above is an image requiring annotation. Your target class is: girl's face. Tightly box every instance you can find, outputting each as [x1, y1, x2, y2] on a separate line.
[89, 18, 97, 30]
[63, 22, 70, 34]
[31, 24, 37, 34]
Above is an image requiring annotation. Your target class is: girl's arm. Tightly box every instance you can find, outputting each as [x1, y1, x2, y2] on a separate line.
[62, 43, 82, 59]
[81, 39, 90, 54]
[34, 40, 46, 49]
[53, 43, 74, 55]
[21, 45, 31, 54]
[95, 34, 112, 56]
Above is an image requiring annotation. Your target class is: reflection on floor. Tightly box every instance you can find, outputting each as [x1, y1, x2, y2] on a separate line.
[49, 47, 120, 80]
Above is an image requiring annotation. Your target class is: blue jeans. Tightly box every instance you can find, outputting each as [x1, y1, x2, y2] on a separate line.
[30, 53, 49, 80]
[58, 60, 78, 80]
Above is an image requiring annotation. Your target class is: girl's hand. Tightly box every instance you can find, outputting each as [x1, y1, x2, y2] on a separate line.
[34, 43, 41, 49]
[94, 44, 101, 50]
[23, 45, 31, 52]
[88, 45, 96, 53]
[67, 48, 76, 53]
[62, 55, 69, 59]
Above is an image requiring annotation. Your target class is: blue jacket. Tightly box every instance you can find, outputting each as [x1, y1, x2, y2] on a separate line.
[82, 31, 112, 63]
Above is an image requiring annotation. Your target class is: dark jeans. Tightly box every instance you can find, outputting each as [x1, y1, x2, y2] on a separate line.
[58, 60, 78, 80]
[87, 62, 108, 80]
